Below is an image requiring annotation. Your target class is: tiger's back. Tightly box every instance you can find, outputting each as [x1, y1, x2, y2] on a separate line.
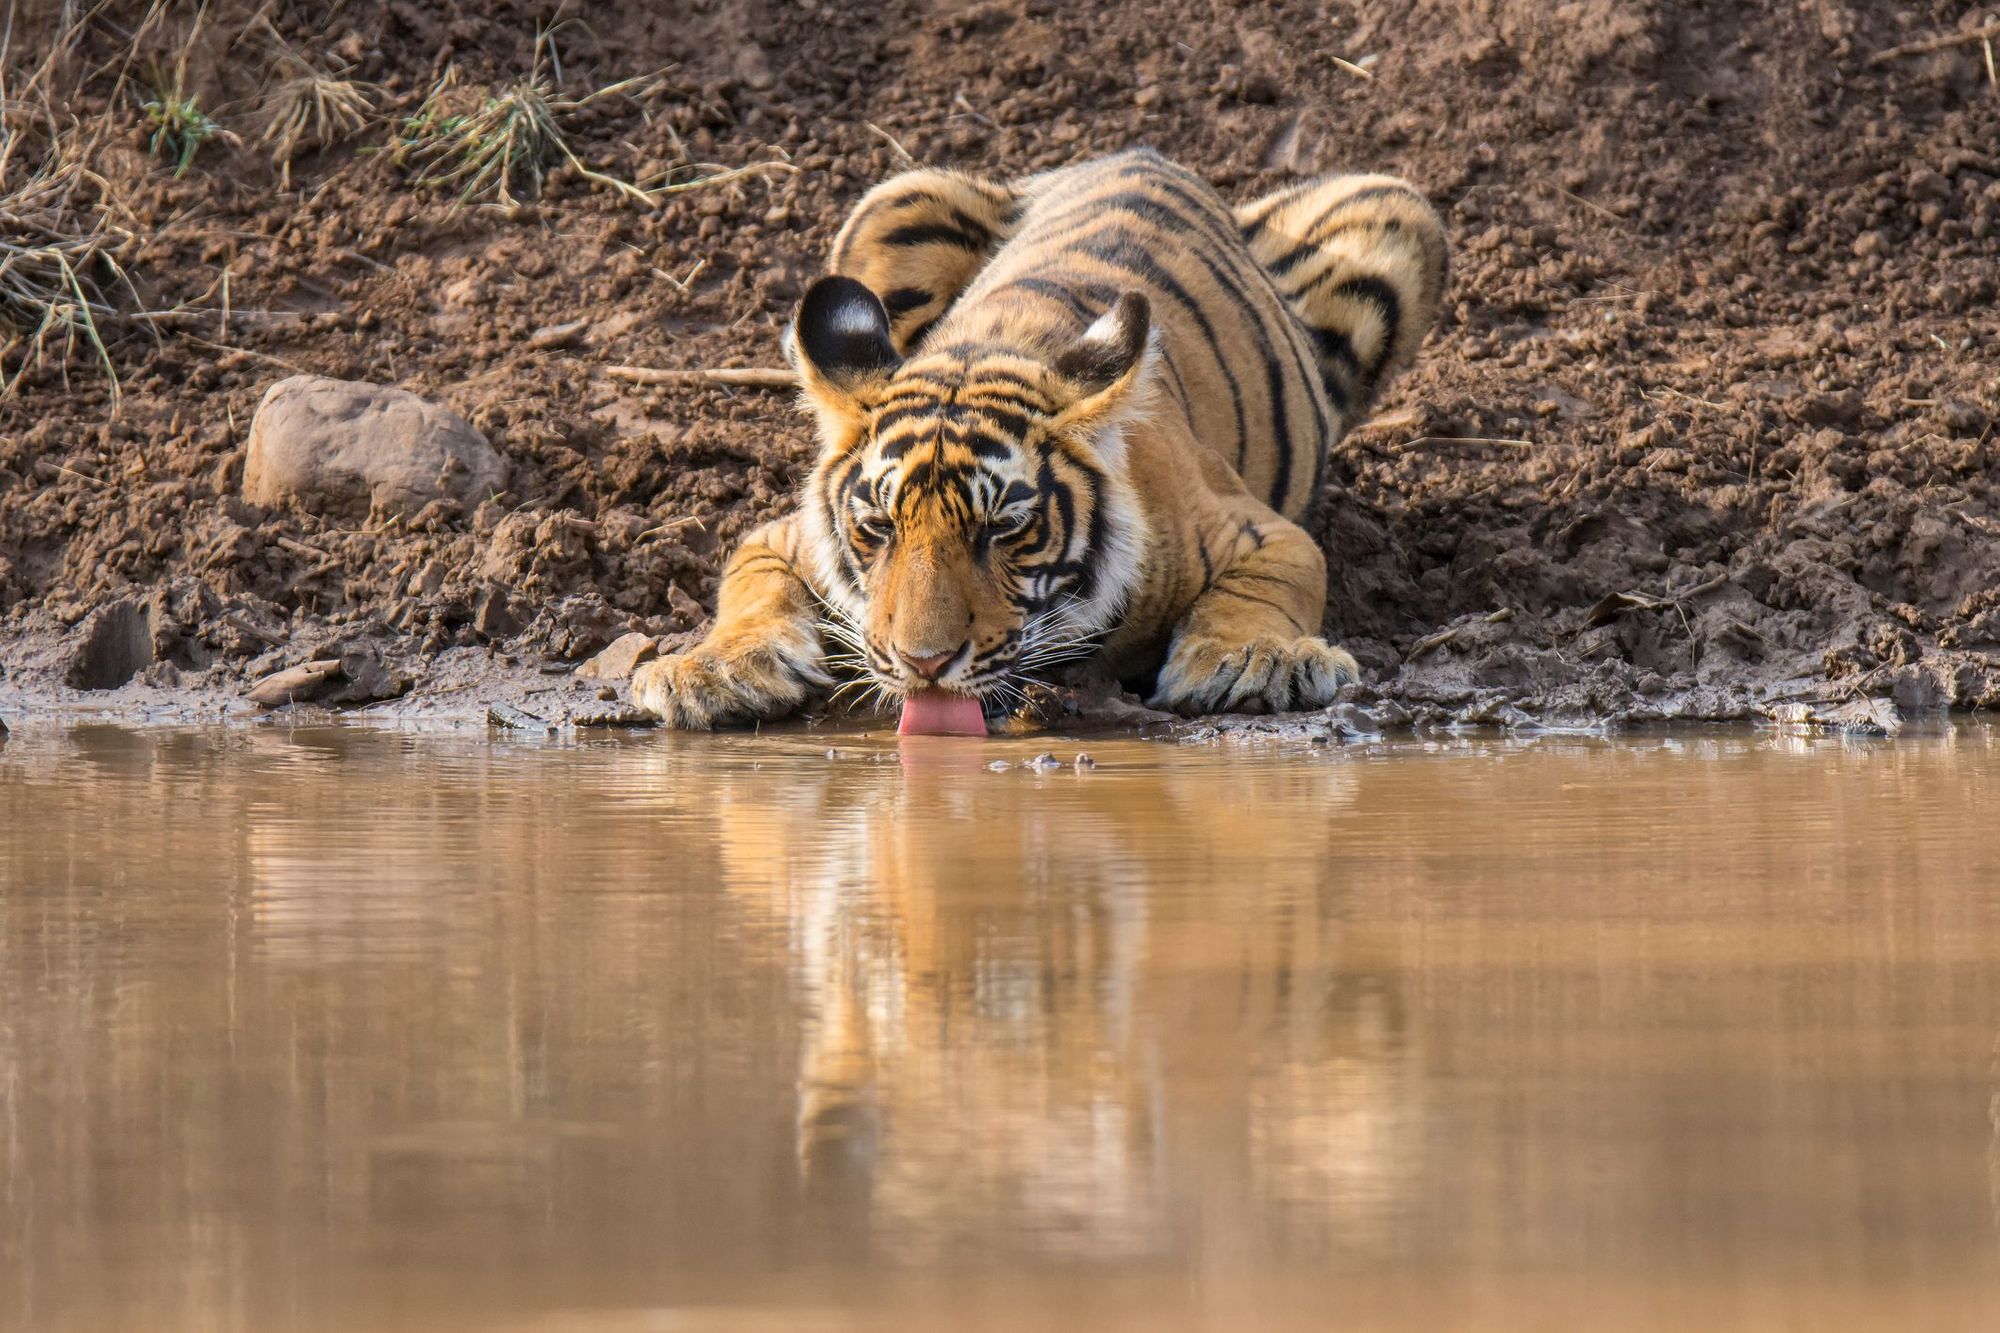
[831, 147, 1447, 520]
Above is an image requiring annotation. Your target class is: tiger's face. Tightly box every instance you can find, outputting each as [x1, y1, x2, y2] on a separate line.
[789, 277, 1154, 709]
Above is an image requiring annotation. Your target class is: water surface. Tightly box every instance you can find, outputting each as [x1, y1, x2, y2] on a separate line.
[3, 723, 1999, 1330]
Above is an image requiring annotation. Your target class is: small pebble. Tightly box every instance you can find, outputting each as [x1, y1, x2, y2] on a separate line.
[1026, 751, 1062, 771]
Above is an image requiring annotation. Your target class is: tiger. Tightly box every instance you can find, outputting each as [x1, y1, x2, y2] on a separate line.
[632, 147, 1446, 727]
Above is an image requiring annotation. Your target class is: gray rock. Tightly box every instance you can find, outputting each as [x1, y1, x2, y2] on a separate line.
[243, 375, 507, 521]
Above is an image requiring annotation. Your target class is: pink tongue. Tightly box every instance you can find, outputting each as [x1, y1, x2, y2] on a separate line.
[898, 689, 987, 737]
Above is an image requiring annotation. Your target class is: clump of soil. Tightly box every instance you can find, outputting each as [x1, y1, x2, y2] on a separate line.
[2, 0, 1996, 732]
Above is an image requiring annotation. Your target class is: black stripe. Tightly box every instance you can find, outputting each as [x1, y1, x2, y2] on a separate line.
[730, 554, 796, 579]
[1221, 589, 1308, 634]
[1309, 327, 1358, 411]
[1264, 186, 1416, 277]
[832, 187, 959, 268]
[1084, 166, 1336, 509]
[988, 275, 1094, 320]
[823, 457, 868, 589]
[1065, 195, 1302, 503]
[1038, 456, 1075, 569]
[962, 367, 1049, 401]
[963, 433, 1013, 461]
[960, 385, 1050, 416]
[883, 286, 933, 315]
[1146, 160, 1341, 510]
[883, 221, 988, 250]
[1316, 275, 1405, 376]
[969, 406, 1030, 440]
[1074, 461, 1106, 602]
[872, 402, 935, 435]
[1060, 233, 1249, 465]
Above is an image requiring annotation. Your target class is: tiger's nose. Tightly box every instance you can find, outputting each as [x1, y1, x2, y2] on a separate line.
[898, 645, 964, 680]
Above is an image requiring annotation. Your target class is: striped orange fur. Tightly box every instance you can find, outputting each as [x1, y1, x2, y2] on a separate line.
[634, 149, 1446, 727]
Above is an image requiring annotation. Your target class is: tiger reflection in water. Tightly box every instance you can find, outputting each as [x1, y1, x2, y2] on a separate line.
[700, 745, 1417, 1263]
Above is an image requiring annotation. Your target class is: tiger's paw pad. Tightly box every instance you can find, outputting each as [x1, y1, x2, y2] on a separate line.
[1149, 634, 1359, 716]
[631, 644, 818, 731]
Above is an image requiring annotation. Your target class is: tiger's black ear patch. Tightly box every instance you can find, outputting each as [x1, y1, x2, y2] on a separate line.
[1053, 292, 1151, 392]
[794, 276, 901, 385]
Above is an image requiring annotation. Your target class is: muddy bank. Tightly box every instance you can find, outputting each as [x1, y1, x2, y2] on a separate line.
[2, 0, 1997, 734]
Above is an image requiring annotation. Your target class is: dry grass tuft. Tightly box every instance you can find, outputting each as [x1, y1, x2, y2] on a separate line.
[254, 24, 376, 182]
[0, 112, 139, 403]
[391, 26, 793, 212]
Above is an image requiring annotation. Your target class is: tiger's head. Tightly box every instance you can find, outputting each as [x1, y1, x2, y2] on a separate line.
[787, 276, 1155, 711]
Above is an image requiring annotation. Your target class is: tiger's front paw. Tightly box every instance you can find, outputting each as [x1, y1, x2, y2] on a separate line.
[631, 634, 826, 730]
[1149, 632, 1359, 716]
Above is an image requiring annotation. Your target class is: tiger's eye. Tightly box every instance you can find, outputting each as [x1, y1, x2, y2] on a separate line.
[986, 510, 1033, 538]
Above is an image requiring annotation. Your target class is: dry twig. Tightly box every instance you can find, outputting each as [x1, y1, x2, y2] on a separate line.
[606, 365, 795, 388]
[1867, 21, 2000, 65]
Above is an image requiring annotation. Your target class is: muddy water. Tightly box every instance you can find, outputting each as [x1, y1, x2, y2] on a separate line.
[3, 724, 1999, 1332]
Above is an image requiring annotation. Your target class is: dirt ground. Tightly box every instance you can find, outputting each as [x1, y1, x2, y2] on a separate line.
[2, 0, 1997, 734]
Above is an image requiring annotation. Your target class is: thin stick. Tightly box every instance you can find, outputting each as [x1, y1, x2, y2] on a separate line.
[1399, 435, 1535, 449]
[866, 121, 917, 167]
[606, 365, 795, 388]
[637, 515, 706, 542]
[1556, 186, 1622, 223]
[1867, 21, 2000, 65]
[1331, 56, 1374, 81]
[34, 458, 109, 487]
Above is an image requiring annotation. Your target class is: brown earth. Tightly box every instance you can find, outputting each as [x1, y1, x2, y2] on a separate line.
[2, 0, 1997, 734]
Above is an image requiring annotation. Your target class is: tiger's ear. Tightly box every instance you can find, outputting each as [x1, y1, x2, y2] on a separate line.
[1050, 292, 1154, 436]
[788, 276, 901, 429]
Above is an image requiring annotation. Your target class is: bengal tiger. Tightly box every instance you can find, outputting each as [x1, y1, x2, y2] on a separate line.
[632, 147, 1446, 728]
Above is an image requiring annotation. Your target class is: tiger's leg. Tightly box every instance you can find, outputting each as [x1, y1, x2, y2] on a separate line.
[1149, 502, 1357, 716]
[828, 168, 1017, 352]
[631, 516, 832, 729]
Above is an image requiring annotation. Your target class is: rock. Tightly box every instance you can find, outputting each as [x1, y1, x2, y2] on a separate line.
[526, 319, 587, 350]
[64, 599, 153, 690]
[324, 641, 412, 705]
[472, 585, 522, 638]
[1763, 696, 1903, 736]
[487, 702, 554, 732]
[243, 375, 507, 521]
[576, 631, 660, 680]
[569, 699, 654, 728]
[247, 658, 343, 707]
